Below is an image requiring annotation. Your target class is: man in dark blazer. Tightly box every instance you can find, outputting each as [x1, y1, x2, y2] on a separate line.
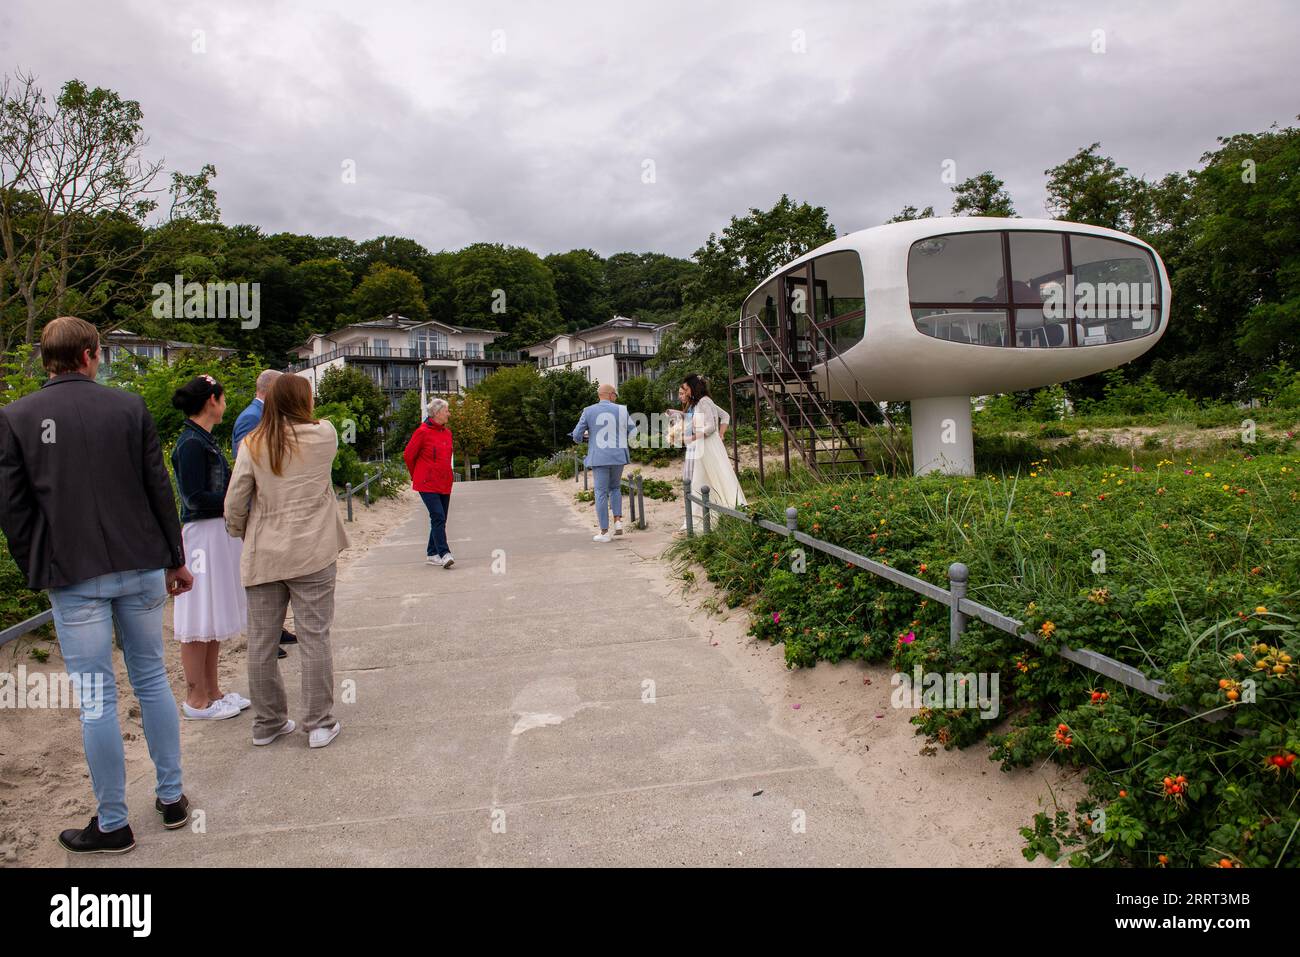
[0, 316, 194, 855]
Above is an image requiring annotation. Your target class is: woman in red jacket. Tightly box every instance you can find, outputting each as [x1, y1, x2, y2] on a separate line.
[403, 397, 456, 568]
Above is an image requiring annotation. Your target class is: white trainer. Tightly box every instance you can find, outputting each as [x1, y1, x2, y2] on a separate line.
[441, 553, 454, 569]
[252, 719, 296, 746]
[222, 691, 251, 711]
[425, 554, 444, 566]
[182, 699, 240, 721]
[613, 520, 624, 536]
[309, 722, 342, 749]
[593, 532, 612, 543]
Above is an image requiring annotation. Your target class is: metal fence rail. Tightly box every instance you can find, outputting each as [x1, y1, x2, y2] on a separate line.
[339, 469, 383, 522]
[682, 480, 1230, 721]
[0, 608, 53, 649]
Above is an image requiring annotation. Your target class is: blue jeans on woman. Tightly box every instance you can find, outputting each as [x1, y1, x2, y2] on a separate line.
[46, 569, 183, 833]
[419, 491, 452, 557]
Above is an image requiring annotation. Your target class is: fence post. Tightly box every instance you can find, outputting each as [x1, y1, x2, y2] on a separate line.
[785, 506, 798, 536]
[684, 478, 694, 538]
[700, 486, 711, 534]
[636, 473, 646, 530]
[573, 450, 578, 483]
[947, 562, 969, 650]
[583, 465, 589, 491]
[627, 478, 637, 526]
[344, 483, 353, 522]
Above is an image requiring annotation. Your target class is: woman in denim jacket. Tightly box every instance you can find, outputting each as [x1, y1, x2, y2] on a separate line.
[169, 375, 247, 721]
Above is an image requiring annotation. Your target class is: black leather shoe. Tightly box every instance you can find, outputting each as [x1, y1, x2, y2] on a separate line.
[155, 794, 190, 829]
[279, 630, 298, 645]
[277, 646, 288, 659]
[58, 817, 135, 855]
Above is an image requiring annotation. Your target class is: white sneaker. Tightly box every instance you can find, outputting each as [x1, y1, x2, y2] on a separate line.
[426, 554, 444, 566]
[309, 722, 341, 749]
[441, 553, 454, 569]
[222, 691, 251, 711]
[613, 520, 624, 536]
[182, 699, 240, 721]
[593, 532, 611, 543]
[252, 719, 296, 746]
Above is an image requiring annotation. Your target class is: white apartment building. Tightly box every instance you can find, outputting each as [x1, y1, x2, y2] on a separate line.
[287, 314, 528, 410]
[527, 317, 672, 388]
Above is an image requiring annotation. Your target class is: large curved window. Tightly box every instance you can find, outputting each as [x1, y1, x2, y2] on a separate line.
[908, 230, 1160, 347]
[740, 250, 865, 374]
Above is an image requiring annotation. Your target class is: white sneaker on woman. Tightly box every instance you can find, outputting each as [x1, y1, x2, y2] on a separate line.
[426, 554, 444, 566]
[183, 699, 240, 721]
[593, 532, 611, 543]
[252, 719, 296, 746]
[441, 553, 454, 569]
[222, 691, 251, 711]
[309, 722, 342, 749]
[613, 520, 624, 536]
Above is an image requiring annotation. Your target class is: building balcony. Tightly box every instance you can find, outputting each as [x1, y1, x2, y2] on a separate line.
[537, 343, 657, 370]
[287, 344, 528, 373]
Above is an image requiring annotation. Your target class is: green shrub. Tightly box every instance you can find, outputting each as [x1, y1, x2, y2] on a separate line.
[511, 455, 533, 478]
[679, 451, 1300, 867]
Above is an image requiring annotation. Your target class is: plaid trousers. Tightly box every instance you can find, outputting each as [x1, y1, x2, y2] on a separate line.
[245, 562, 338, 737]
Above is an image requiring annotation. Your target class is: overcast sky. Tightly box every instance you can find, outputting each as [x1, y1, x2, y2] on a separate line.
[4, 0, 1297, 259]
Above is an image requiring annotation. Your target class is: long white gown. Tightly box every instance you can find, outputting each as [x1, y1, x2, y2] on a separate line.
[682, 396, 747, 518]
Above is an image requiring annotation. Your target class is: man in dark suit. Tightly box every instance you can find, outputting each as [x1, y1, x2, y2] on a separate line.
[0, 316, 194, 855]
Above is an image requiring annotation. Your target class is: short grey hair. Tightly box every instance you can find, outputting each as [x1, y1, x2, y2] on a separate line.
[427, 397, 449, 417]
[255, 369, 282, 397]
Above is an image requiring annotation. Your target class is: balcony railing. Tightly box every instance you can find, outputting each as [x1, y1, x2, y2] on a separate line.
[538, 343, 657, 369]
[287, 344, 528, 372]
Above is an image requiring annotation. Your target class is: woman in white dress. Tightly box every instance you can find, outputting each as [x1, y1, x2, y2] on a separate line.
[671, 374, 747, 531]
[169, 375, 247, 721]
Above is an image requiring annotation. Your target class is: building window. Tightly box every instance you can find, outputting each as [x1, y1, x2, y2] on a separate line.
[372, 338, 391, 356]
[423, 366, 455, 394]
[617, 359, 643, 384]
[465, 365, 492, 389]
[464, 341, 482, 358]
[625, 338, 640, 354]
[412, 330, 447, 357]
[908, 230, 1160, 348]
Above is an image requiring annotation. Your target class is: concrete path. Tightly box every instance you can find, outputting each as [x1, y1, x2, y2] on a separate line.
[97, 479, 882, 866]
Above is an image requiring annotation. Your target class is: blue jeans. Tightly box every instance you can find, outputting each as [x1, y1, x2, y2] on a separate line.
[47, 569, 183, 832]
[592, 464, 624, 531]
[419, 491, 451, 556]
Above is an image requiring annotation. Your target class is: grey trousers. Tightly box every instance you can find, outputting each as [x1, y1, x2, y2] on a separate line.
[246, 563, 338, 737]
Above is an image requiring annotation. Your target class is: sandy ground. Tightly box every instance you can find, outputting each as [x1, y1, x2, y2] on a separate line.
[0, 488, 420, 868]
[560, 464, 1086, 867]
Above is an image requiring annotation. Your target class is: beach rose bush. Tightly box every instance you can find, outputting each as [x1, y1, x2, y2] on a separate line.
[683, 450, 1300, 867]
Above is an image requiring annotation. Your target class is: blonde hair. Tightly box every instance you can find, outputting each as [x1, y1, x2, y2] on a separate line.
[245, 375, 317, 476]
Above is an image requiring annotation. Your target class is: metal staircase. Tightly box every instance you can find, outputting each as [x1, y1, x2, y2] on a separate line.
[727, 311, 904, 481]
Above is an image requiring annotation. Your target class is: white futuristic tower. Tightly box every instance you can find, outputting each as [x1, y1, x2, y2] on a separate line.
[736, 217, 1171, 475]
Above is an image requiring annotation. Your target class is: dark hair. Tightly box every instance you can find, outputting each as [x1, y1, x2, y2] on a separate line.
[171, 375, 224, 416]
[40, 316, 100, 374]
[682, 374, 710, 406]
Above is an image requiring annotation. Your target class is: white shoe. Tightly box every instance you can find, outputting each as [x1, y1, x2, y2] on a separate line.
[593, 532, 611, 543]
[309, 722, 341, 749]
[183, 699, 240, 721]
[222, 691, 251, 711]
[441, 553, 454, 569]
[613, 520, 624, 536]
[252, 719, 296, 746]
[426, 554, 444, 566]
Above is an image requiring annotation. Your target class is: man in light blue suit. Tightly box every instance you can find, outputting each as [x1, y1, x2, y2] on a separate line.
[572, 383, 638, 542]
[232, 369, 281, 459]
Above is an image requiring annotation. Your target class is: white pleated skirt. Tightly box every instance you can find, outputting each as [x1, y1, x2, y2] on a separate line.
[173, 518, 247, 643]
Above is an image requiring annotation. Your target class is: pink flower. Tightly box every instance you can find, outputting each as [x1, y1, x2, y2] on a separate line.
[901, 631, 915, 644]
[772, 611, 781, 625]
